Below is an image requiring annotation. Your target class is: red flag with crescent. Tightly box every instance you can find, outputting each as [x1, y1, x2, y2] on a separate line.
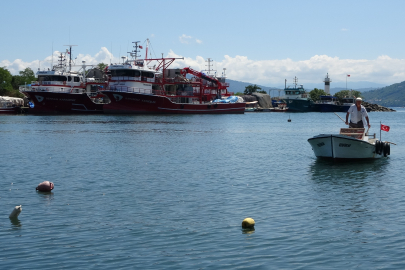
[381, 124, 390, 132]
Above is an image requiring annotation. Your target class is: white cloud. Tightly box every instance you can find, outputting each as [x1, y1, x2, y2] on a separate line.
[179, 34, 192, 44]
[2, 48, 405, 86]
[179, 34, 202, 44]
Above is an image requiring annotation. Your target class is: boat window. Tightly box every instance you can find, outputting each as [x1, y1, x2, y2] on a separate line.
[74, 77, 80, 82]
[110, 70, 141, 77]
[295, 91, 300, 95]
[38, 75, 67, 82]
[141, 71, 154, 78]
[68, 76, 72, 81]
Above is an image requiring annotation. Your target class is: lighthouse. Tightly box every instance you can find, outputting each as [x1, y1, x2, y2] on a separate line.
[323, 73, 331, 95]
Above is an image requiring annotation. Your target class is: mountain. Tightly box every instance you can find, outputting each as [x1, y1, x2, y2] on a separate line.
[226, 79, 278, 96]
[226, 79, 385, 97]
[362, 81, 405, 107]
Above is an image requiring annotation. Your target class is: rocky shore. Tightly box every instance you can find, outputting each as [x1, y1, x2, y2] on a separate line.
[362, 101, 396, 112]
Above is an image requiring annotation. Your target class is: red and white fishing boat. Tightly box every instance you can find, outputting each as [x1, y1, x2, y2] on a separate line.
[20, 46, 108, 114]
[101, 40, 245, 114]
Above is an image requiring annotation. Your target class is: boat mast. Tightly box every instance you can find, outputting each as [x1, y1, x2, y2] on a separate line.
[128, 41, 141, 62]
[293, 76, 298, 89]
[63, 45, 77, 71]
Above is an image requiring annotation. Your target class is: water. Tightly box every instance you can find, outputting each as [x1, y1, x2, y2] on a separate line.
[1, 110, 405, 269]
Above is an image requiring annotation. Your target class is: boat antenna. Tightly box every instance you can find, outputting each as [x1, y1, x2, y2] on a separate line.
[128, 41, 141, 61]
[145, 38, 149, 60]
[51, 42, 53, 69]
[63, 45, 77, 71]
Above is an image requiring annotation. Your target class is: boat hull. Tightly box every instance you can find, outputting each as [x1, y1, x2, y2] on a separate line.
[308, 134, 382, 159]
[21, 91, 104, 114]
[284, 99, 315, 112]
[0, 107, 20, 114]
[101, 91, 245, 114]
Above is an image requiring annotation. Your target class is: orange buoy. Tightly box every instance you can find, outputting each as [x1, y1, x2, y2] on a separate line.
[36, 181, 54, 192]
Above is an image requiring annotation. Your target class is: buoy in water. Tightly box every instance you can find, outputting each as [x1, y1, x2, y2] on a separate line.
[242, 217, 255, 229]
[36, 181, 54, 192]
[9, 205, 22, 218]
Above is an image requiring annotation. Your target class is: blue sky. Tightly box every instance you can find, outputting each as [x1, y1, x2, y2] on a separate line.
[1, 0, 404, 87]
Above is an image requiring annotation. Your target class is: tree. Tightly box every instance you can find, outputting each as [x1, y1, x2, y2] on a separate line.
[334, 90, 362, 102]
[309, 88, 327, 102]
[244, 84, 262, 95]
[11, 67, 36, 90]
[0, 67, 13, 95]
[19, 67, 35, 81]
[97, 63, 108, 70]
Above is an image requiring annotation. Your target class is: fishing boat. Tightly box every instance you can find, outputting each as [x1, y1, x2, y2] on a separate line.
[20, 46, 108, 114]
[308, 127, 391, 159]
[101, 41, 245, 114]
[282, 77, 315, 112]
[0, 96, 24, 114]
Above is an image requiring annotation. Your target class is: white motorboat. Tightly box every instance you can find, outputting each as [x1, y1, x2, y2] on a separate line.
[308, 128, 391, 159]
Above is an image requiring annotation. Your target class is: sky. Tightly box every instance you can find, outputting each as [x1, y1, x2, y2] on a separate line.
[1, 0, 405, 88]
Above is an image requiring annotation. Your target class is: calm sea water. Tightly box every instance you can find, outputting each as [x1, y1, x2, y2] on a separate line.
[1, 109, 405, 269]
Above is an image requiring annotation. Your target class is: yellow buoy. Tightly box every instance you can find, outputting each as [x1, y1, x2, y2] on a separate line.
[241, 217, 255, 229]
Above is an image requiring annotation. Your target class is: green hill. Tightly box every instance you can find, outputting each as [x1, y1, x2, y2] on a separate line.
[362, 81, 405, 107]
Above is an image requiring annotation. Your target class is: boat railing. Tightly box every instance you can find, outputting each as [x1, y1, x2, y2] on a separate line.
[107, 85, 152, 94]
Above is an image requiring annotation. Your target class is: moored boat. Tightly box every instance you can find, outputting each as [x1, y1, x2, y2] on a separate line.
[281, 77, 315, 112]
[308, 128, 391, 159]
[0, 96, 24, 114]
[101, 41, 245, 114]
[19, 47, 108, 114]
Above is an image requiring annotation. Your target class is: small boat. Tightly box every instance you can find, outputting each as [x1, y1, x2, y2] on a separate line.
[0, 96, 24, 114]
[270, 100, 289, 112]
[308, 128, 391, 159]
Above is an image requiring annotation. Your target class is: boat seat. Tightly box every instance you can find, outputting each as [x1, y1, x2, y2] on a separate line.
[340, 128, 365, 139]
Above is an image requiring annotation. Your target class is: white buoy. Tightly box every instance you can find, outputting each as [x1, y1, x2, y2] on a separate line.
[9, 205, 22, 218]
[242, 217, 255, 229]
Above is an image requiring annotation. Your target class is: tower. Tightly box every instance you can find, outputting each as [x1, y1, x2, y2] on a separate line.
[324, 73, 331, 95]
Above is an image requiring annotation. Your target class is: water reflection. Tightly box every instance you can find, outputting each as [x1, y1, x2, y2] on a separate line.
[242, 228, 255, 234]
[9, 217, 22, 229]
[307, 158, 390, 235]
[37, 191, 54, 205]
[308, 158, 389, 184]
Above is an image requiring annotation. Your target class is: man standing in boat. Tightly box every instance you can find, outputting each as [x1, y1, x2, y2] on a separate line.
[345, 97, 371, 128]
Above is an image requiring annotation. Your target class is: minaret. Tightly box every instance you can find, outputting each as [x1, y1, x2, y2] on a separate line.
[323, 73, 331, 95]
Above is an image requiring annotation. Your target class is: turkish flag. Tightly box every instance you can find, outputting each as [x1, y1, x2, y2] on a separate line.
[381, 124, 390, 132]
[347, 74, 350, 77]
[139, 45, 143, 49]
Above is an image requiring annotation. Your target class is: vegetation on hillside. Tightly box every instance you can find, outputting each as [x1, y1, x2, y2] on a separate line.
[362, 81, 405, 107]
